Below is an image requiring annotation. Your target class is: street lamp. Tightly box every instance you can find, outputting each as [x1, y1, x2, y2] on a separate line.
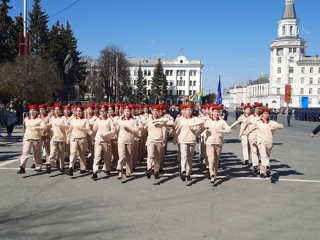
[109, 50, 119, 103]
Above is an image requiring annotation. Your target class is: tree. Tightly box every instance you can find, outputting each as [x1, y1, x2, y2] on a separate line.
[135, 64, 146, 103]
[28, 0, 49, 56]
[0, 55, 63, 103]
[0, 0, 16, 63]
[151, 58, 167, 104]
[98, 45, 132, 103]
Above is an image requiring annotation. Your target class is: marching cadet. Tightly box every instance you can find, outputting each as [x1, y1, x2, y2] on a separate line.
[94, 104, 100, 116]
[63, 105, 73, 162]
[39, 104, 51, 163]
[240, 102, 262, 173]
[118, 104, 124, 116]
[199, 104, 209, 168]
[230, 103, 252, 165]
[198, 104, 232, 183]
[132, 105, 141, 169]
[107, 103, 120, 168]
[244, 108, 284, 178]
[45, 103, 69, 173]
[171, 104, 186, 163]
[86, 104, 98, 169]
[67, 106, 91, 176]
[115, 104, 120, 116]
[173, 104, 204, 181]
[115, 105, 139, 179]
[311, 124, 320, 138]
[144, 105, 168, 179]
[91, 104, 115, 180]
[17, 105, 47, 174]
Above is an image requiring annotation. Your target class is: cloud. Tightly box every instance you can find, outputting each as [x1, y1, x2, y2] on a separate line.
[159, 53, 166, 56]
[301, 29, 311, 34]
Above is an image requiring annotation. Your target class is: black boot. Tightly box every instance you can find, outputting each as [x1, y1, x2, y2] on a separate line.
[17, 166, 25, 174]
[154, 172, 159, 179]
[105, 171, 111, 176]
[91, 173, 97, 179]
[186, 175, 191, 181]
[146, 170, 151, 179]
[253, 166, 259, 174]
[30, 164, 35, 169]
[266, 169, 271, 177]
[68, 168, 73, 176]
[244, 160, 249, 165]
[46, 166, 51, 174]
[181, 173, 186, 182]
[80, 170, 86, 174]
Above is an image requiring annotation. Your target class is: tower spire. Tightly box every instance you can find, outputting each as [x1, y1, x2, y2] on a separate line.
[282, 0, 297, 19]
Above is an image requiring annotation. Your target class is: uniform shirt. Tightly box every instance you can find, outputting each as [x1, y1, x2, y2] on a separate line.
[144, 117, 168, 143]
[203, 116, 231, 145]
[49, 115, 69, 142]
[176, 116, 204, 144]
[92, 117, 114, 142]
[69, 117, 90, 139]
[24, 116, 47, 140]
[252, 120, 284, 145]
[108, 115, 120, 140]
[230, 113, 250, 137]
[246, 114, 261, 139]
[39, 114, 50, 136]
[116, 117, 139, 144]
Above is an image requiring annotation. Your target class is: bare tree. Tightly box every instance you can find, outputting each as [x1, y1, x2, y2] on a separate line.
[0, 55, 62, 103]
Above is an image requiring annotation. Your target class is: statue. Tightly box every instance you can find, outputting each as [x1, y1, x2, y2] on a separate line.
[63, 50, 74, 75]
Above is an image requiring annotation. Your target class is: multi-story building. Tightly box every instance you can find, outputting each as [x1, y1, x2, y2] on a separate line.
[128, 56, 204, 104]
[247, 74, 270, 107]
[269, 0, 320, 108]
[229, 83, 247, 110]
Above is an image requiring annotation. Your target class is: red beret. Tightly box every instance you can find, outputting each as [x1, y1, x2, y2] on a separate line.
[180, 104, 185, 109]
[107, 103, 115, 109]
[123, 105, 131, 110]
[94, 104, 100, 109]
[253, 102, 262, 108]
[49, 107, 54, 110]
[63, 105, 71, 110]
[38, 104, 48, 109]
[209, 103, 220, 110]
[144, 105, 149, 109]
[100, 104, 108, 109]
[53, 103, 63, 109]
[157, 104, 165, 110]
[119, 104, 124, 108]
[151, 105, 159, 110]
[86, 104, 95, 109]
[261, 108, 270, 114]
[72, 105, 78, 109]
[77, 105, 85, 111]
[244, 103, 252, 110]
[185, 104, 194, 109]
[28, 105, 38, 110]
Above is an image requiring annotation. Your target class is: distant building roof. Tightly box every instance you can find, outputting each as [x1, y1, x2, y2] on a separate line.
[282, 0, 297, 19]
[248, 74, 269, 86]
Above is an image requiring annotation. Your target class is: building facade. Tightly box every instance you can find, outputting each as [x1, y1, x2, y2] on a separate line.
[269, 0, 320, 108]
[128, 56, 204, 104]
[229, 83, 247, 110]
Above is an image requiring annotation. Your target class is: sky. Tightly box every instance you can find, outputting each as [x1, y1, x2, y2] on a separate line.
[7, 0, 320, 95]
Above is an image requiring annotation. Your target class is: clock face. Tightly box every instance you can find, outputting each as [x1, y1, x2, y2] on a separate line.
[277, 48, 283, 56]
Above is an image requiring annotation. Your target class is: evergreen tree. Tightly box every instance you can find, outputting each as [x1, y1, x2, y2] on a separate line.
[0, 0, 15, 63]
[28, 0, 49, 56]
[135, 63, 146, 103]
[151, 58, 167, 104]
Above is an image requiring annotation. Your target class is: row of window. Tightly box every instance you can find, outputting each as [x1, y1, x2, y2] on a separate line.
[276, 48, 304, 56]
[276, 77, 320, 85]
[275, 87, 320, 95]
[133, 69, 198, 77]
[133, 80, 197, 87]
[276, 67, 320, 74]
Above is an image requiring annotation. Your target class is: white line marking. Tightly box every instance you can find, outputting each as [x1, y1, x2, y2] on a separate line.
[2, 167, 320, 183]
[0, 159, 20, 167]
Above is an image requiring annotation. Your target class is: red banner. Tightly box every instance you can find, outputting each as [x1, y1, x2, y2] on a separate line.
[285, 85, 291, 103]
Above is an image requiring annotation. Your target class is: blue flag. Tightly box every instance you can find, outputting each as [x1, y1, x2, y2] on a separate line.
[216, 76, 222, 106]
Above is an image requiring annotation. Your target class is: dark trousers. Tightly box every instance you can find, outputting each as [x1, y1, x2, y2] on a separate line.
[7, 124, 14, 134]
[287, 116, 291, 126]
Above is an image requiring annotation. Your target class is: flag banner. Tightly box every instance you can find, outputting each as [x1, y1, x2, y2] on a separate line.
[189, 90, 203, 103]
[216, 77, 222, 106]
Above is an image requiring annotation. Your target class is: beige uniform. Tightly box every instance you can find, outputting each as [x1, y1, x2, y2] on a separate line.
[46, 116, 69, 168]
[109, 115, 120, 167]
[144, 117, 168, 173]
[87, 115, 98, 165]
[230, 114, 250, 162]
[92, 117, 115, 174]
[251, 120, 284, 173]
[175, 116, 204, 175]
[160, 114, 174, 169]
[69, 117, 90, 170]
[242, 114, 261, 167]
[39, 114, 50, 160]
[64, 115, 74, 158]
[198, 114, 209, 166]
[202, 117, 232, 178]
[20, 117, 47, 169]
[116, 117, 139, 175]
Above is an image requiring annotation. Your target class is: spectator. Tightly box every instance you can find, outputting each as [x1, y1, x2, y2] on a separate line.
[21, 100, 29, 119]
[287, 108, 292, 126]
[221, 106, 228, 121]
[6, 104, 17, 137]
[170, 104, 179, 120]
[0, 101, 6, 137]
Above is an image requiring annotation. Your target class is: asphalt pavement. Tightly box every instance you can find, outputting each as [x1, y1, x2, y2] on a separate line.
[0, 115, 320, 240]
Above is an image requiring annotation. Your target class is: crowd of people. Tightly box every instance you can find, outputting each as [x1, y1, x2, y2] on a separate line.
[15, 101, 285, 182]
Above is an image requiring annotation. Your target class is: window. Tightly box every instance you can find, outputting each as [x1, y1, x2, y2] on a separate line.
[189, 70, 196, 76]
[318, 67, 320, 74]
[318, 78, 320, 84]
[300, 88, 304, 94]
[277, 48, 283, 56]
[290, 26, 293, 34]
[289, 48, 292, 53]
[309, 88, 313, 94]
[178, 90, 182, 95]
[289, 67, 294, 74]
[277, 88, 280, 94]
[293, 48, 296, 53]
[277, 67, 281, 73]
[189, 90, 192, 96]
[134, 69, 138, 76]
[189, 81, 192, 86]
[278, 57, 282, 64]
[289, 78, 293, 83]
[166, 70, 173, 76]
[282, 26, 286, 35]
[310, 78, 313, 84]
[318, 88, 320, 94]
[310, 67, 313, 73]
[193, 90, 196, 95]
[169, 90, 172, 95]
[183, 90, 185, 95]
[148, 90, 151, 96]
[301, 48, 305, 54]
[148, 80, 151, 85]
[177, 70, 185, 76]
[193, 81, 196, 86]
[301, 78, 304, 84]
[277, 78, 281, 84]
[180, 60, 183, 63]
[301, 67, 305, 73]
[318, 98, 320, 105]
[169, 81, 173, 86]
[289, 57, 294, 63]
[309, 98, 312, 105]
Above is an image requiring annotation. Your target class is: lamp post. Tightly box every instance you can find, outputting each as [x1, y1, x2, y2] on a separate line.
[109, 50, 119, 103]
